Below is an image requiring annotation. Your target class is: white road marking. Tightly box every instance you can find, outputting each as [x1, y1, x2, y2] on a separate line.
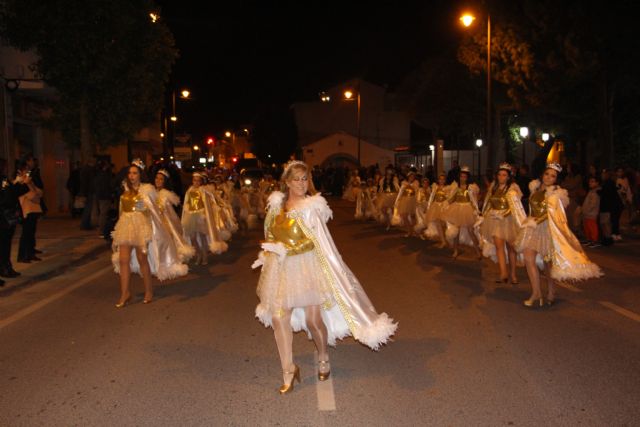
[0, 266, 111, 331]
[599, 301, 640, 323]
[315, 351, 336, 411]
[556, 281, 583, 293]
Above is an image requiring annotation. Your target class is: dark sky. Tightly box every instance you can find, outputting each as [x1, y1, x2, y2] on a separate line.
[156, 1, 462, 141]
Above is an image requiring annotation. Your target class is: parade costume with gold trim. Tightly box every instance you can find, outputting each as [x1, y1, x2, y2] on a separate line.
[212, 184, 238, 236]
[391, 180, 419, 226]
[480, 182, 526, 262]
[112, 183, 189, 281]
[376, 176, 400, 223]
[355, 183, 378, 220]
[255, 191, 397, 350]
[157, 188, 195, 262]
[343, 175, 361, 202]
[423, 183, 452, 239]
[414, 185, 432, 233]
[181, 185, 229, 254]
[444, 182, 481, 245]
[515, 180, 603, 281]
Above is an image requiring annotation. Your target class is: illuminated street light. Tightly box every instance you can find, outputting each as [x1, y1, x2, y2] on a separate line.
[460, 13, 475, 27]
[225, 131, 232, 138]
[476, 139, 483, 147]
[542, 132, 550, 142]
[343, 90, 354, 100]
[170, 116, 177, 122]
[429, 144, 435, 151]
[149, 13, 159, 23]
[160, 132, 164, 138]
[180, 89, 190, 99]
[193, 145, 199, 151]
[461, 11, 493, 166]
[520, 127, 529, 138]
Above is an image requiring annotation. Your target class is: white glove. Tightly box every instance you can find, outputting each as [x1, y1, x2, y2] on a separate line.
[251, 251, 266, 269]
[523, 218, 537, 228]
[261, 241, 287, 262]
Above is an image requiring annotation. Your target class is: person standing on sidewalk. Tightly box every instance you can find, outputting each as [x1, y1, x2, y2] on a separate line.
[94, 160, 113, 238]
[0, 159, 26, 284]
[582, 176, 601, 247]
[16, 161, 43, 263]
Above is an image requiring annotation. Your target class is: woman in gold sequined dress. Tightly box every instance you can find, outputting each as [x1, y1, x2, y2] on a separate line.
[516, 164, 602, 308]
[253, 161, 397, 394]
[480, 163, 526, 284]
[111, 160, 154, 307]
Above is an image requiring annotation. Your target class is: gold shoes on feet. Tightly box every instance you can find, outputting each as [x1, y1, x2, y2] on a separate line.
[523, 297, 544, 308]
[279, 365, 301, 395]
[318, 360, 331, 381]
[115, 296, 131, 308]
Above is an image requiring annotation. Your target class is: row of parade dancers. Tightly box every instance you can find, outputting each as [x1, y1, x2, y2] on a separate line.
[109, 160, 274, 307]
[353, 162, 603, 307]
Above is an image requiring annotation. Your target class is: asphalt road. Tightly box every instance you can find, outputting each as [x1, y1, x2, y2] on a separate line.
[1, 198, 639, 426]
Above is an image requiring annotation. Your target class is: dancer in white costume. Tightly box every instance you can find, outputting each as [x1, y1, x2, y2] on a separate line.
[392, 172, 420, 236]
[342, 169, 361, 202]
[516, 163, 603, 307]
[154, 169, 195, 264]
[253, 161, 397, 394]
[480, 163, 526, 284]
[414, 177, 431, 236]
[181, 172, 228, 265]
[424, 173, 450, 247]
[111, 160, 155, 306]
[376, 167, 400, 230]
[354, 178, 378, 220]
[446, 166, 482, 259]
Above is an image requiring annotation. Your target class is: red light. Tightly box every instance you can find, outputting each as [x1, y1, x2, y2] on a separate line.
[232, 157, 238, 163]
[206, 137, 214, 145]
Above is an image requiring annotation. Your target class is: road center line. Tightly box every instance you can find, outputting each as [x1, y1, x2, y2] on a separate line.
[599, 301, 640, 323]
[0, 265, 111, 331]
[315, 351, 337, 411]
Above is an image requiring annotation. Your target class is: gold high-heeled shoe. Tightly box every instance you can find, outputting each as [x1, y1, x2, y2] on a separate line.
[523, 297, 544, 308]
[115, 296, 131, 308]
[318, 360, 331, 381]
[279, 365, 300, 395]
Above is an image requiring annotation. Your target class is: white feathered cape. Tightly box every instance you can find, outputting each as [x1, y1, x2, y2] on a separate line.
[255, 191, 398, 351]
[112, 183, 189, 281]
[524, 180, 603, 281]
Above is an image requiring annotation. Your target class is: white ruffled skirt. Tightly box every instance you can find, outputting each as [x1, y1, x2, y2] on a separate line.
[481, 211, 519, 244]
[376, 193, 397, 215]
[182, 209, 207, 236]
[112, 211, 152, 247]
[257, 250, 333, 313]
[425, 201, 447, 222]
[515, 220, 552, 260]
[446, 202, 477, 227]
[396, 195, 417, 215]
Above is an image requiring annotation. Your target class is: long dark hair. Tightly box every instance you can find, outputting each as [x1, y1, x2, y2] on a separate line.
[491, 169, 514, 195]
[124, 164, 147, 190]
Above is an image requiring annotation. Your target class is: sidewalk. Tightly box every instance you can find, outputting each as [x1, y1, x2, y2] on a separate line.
[0, 215, 110, 296]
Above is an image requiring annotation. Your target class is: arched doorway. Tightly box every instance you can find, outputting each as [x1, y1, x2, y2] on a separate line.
[321, 152, 359, 169]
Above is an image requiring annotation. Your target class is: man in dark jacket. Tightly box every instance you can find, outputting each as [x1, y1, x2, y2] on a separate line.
[0, 159, 27, 283]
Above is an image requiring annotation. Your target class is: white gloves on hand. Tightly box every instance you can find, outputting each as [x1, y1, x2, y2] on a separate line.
[261, 241, 287, 262]
[251, 251, 266, 269]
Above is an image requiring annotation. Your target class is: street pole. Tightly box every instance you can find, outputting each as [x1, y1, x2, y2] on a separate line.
[478, 147, 482, 182]
[486, 14, 492, 167]
[357, 89, 361, 166]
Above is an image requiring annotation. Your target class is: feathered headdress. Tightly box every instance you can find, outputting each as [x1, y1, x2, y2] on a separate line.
[131, 158, 145, 170]
[546, 163, 562, 173]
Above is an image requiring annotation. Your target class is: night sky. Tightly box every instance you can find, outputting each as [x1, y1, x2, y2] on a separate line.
[156, 1, 460, 141]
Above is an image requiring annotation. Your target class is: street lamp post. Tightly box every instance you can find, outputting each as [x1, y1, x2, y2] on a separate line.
[164, 88, 190, 157]
[461, 13, 492, 166]
[476, 139, 483, 181]
[519, 126, 529, 165]
[344, 83, 361, 166]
